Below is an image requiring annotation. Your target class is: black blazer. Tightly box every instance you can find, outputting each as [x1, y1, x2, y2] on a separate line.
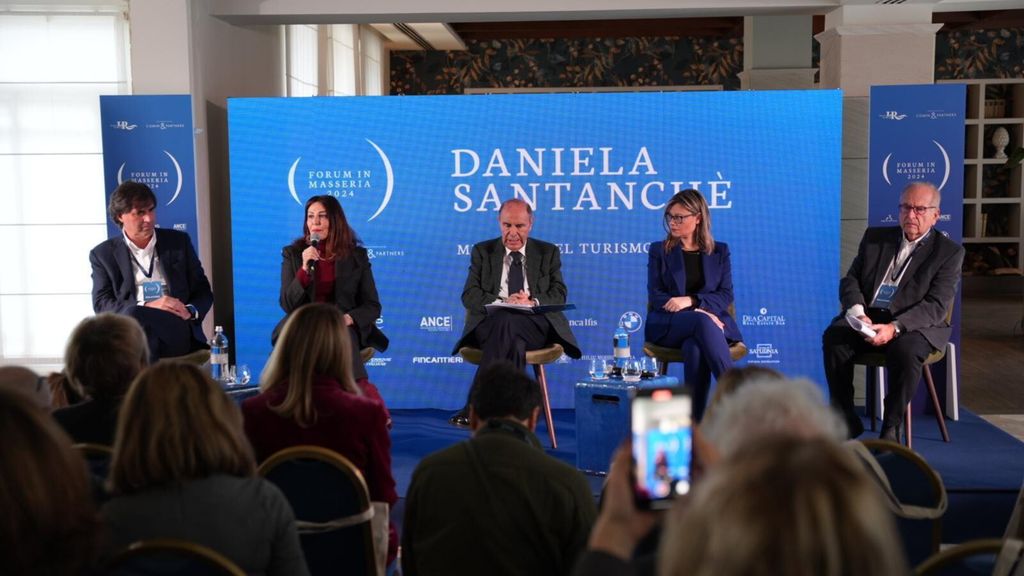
[89, 228, 213, 346]
[275, 244, 389, 351]
[835, 226, 964, 350]
[452, 237, 581, 358]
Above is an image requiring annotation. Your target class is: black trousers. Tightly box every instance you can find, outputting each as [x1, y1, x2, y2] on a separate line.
[822, 319, 935, 432]
[461, 309, 553, 407]
[127, 306, 200, 363]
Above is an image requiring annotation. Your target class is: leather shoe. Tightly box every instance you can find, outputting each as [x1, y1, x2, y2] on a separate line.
[448, 411, 470, 429]
[879, 425, 900, 443]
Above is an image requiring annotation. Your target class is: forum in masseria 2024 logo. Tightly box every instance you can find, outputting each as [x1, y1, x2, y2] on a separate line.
[286, 138, 394, 222]
[116, 151, 184, 207]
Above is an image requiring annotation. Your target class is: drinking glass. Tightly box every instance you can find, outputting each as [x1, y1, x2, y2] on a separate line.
[236, 364, 252, 386]
[589, 358, 607, 380]
[622, 358, 642, 382]
[642, 356, 660, 378]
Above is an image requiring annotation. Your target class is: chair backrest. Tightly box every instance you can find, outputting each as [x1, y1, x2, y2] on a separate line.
[257, 445, 376, 576]
[104, 538, 246, 576]
[914, 538, 1024, 576]
[852, 439, 949, 567]
[73, 442, 113, 481]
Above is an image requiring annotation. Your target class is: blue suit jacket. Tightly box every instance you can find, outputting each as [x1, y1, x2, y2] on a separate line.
[89, 228, 213, 346]
[645, 240, 742, 344]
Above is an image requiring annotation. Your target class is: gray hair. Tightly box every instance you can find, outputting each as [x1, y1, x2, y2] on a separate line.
[701, 377, 847, 458]
[903, 181, 941, 208]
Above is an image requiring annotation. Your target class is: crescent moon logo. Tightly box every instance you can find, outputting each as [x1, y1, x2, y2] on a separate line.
[932, 140, 950, 191]
[287, 157, 302, 206]
[163, 150, 183, 206]
[116, 162, 126, 184]
[366, 139, 393, 222]
[881, 153, 893, 186]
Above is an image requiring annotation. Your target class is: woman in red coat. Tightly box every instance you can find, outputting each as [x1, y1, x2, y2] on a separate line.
[243, 303, 398, 564]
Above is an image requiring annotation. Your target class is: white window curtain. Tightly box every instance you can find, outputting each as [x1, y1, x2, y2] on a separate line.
[360, 26, 384, 96]
[286, 24, 319, 97]
[0, 7, 130, 366]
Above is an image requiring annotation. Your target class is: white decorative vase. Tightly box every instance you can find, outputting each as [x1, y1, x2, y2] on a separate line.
[992, 126, 1010, 160]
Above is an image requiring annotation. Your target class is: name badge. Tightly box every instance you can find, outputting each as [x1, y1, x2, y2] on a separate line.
[873, 283, 897, 308]
[142, 281, 164, 302]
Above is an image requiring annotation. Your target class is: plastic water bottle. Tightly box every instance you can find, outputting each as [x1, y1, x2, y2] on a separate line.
[210, 326, 229, 383]
[613, 320, 630, 369]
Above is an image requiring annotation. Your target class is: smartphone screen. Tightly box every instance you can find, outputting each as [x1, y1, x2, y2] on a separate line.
[631, 386, 693, 509]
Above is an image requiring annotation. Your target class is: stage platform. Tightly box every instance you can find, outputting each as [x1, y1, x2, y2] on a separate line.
[388, 408, 1023, 544]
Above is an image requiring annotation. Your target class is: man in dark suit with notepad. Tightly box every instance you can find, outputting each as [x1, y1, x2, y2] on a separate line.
[450, 199, 581, 427]
[823, 181, 964, 442]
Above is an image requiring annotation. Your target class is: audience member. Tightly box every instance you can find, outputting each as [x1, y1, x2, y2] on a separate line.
[52, 313, 149, 445]
[46, 370, 84, 410]
[403, 361, 597, 576]
[0, 387, 100, 576]
[577, 437, 907, 576]
[0, 365, 50, 409]
[243, 302, 398, 564]
[701, 365, 783, 423]
[103, 362, 309, 576]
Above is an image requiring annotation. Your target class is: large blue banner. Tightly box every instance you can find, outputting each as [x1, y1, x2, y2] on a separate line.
[100, 95, 199, 245]
[869, 84, 966, 415]
[229, 91, 842, 409]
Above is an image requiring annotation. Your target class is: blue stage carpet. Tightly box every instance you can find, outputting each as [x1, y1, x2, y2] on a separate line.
[389, 408, 1024, 543]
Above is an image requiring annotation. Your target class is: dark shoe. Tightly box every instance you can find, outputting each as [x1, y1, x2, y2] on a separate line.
[879, 425, 900, 443]
[448, 411, 470, 429]
[846, 413, 865, 439]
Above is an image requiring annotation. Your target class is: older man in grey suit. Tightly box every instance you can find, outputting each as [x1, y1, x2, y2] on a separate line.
[823, 181, 964, 441]
[449, 199, 581, 427]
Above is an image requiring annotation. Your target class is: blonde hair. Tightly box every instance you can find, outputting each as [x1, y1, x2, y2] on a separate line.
[260, 303, 360, 427]
[663, 189, 715, 255]
[659, 436, 907, 576]
[0, 388, 99, 574]
[108, 362, 255, 494]
[65, 313, 149, 399]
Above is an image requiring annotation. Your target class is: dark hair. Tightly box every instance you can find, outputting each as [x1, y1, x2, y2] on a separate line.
[0, 388, 100, 575]
[469, 362, 542, 421]
[293, 195, 355, 261]
[65, 313, 149, 400]
[108, 181, 157, 226]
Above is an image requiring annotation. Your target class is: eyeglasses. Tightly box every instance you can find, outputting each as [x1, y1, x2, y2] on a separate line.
[665, 213, 697, 225]
[898, 204, 937, 216]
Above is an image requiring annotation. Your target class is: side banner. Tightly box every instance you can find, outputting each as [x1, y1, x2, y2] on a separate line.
[99, 95, 199, 245]
[229, 91, 843, 409]
[868, 84, 966, 415]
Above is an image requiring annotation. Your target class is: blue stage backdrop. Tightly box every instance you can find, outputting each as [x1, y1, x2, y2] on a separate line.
[868, 84, 966, 416]
[99, 95, 199, 245]
[228, 91, 842, 409]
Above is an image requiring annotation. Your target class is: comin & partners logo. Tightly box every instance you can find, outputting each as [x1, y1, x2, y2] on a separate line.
[145, 120, 186, 130]
[749, 343, 780, 364]
[367, 246, 406, 259]
[741, 307, 786, 327]
[420, 316, 453, 333]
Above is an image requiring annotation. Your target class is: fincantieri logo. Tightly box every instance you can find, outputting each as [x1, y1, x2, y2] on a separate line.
[287, 139, 394, 222]
[116, 151, 184, 206]
[880, 140, 951, 191]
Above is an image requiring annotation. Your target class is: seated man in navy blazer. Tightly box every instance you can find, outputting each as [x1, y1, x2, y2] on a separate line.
[823, 181, 964, 442]
[89, 181, 213, 362]
[450, 199, 581, 427]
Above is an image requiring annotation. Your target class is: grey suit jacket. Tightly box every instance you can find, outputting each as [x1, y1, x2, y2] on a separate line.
[836, 226, 964, 350]
[453, 237, 581, 358]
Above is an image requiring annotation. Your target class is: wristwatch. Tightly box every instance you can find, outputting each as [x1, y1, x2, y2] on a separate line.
[185, 304, 198, 321]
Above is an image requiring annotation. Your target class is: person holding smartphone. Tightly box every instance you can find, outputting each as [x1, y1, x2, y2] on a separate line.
[645, 189, 742, 421]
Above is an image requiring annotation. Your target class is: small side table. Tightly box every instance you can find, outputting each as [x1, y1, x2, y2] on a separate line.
[575, 375, 679, 475]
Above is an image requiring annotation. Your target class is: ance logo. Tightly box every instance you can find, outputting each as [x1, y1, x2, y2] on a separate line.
[287, 139, 394, 222]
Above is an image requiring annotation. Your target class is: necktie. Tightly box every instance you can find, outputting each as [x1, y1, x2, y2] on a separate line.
[508, 252, 524, 296]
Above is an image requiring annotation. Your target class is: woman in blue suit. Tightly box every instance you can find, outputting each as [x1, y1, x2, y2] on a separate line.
[646, 189, 742, 421]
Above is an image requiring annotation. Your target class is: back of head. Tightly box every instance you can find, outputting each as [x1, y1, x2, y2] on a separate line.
[701, 377, 846, 458]
[0, 387, 98, 575]
[65, 313, 149, 400]
[0, 365, 50, 410]
[261, 303, 359, 427]
[703, 366, 784, 422]
[109, 362, 254, 495]
[469, 361, 542, 422]
[659, 436, 907, 576]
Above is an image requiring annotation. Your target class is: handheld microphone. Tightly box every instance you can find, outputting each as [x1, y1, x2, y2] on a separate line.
[308, 232, 321, 275]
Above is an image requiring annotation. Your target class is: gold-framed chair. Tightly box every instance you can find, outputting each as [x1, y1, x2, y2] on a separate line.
[258, 445, 380, 576]
[105, 538, 245, 576]
[458, 343, 565, 449]
[72, 442, 114, 480]
[642, 303, 749, 373]
[163, 349, 211, 366]
[914, 538, 1023, 576]
[360, 347, 375, 364]
[852, 439, 948, 567]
